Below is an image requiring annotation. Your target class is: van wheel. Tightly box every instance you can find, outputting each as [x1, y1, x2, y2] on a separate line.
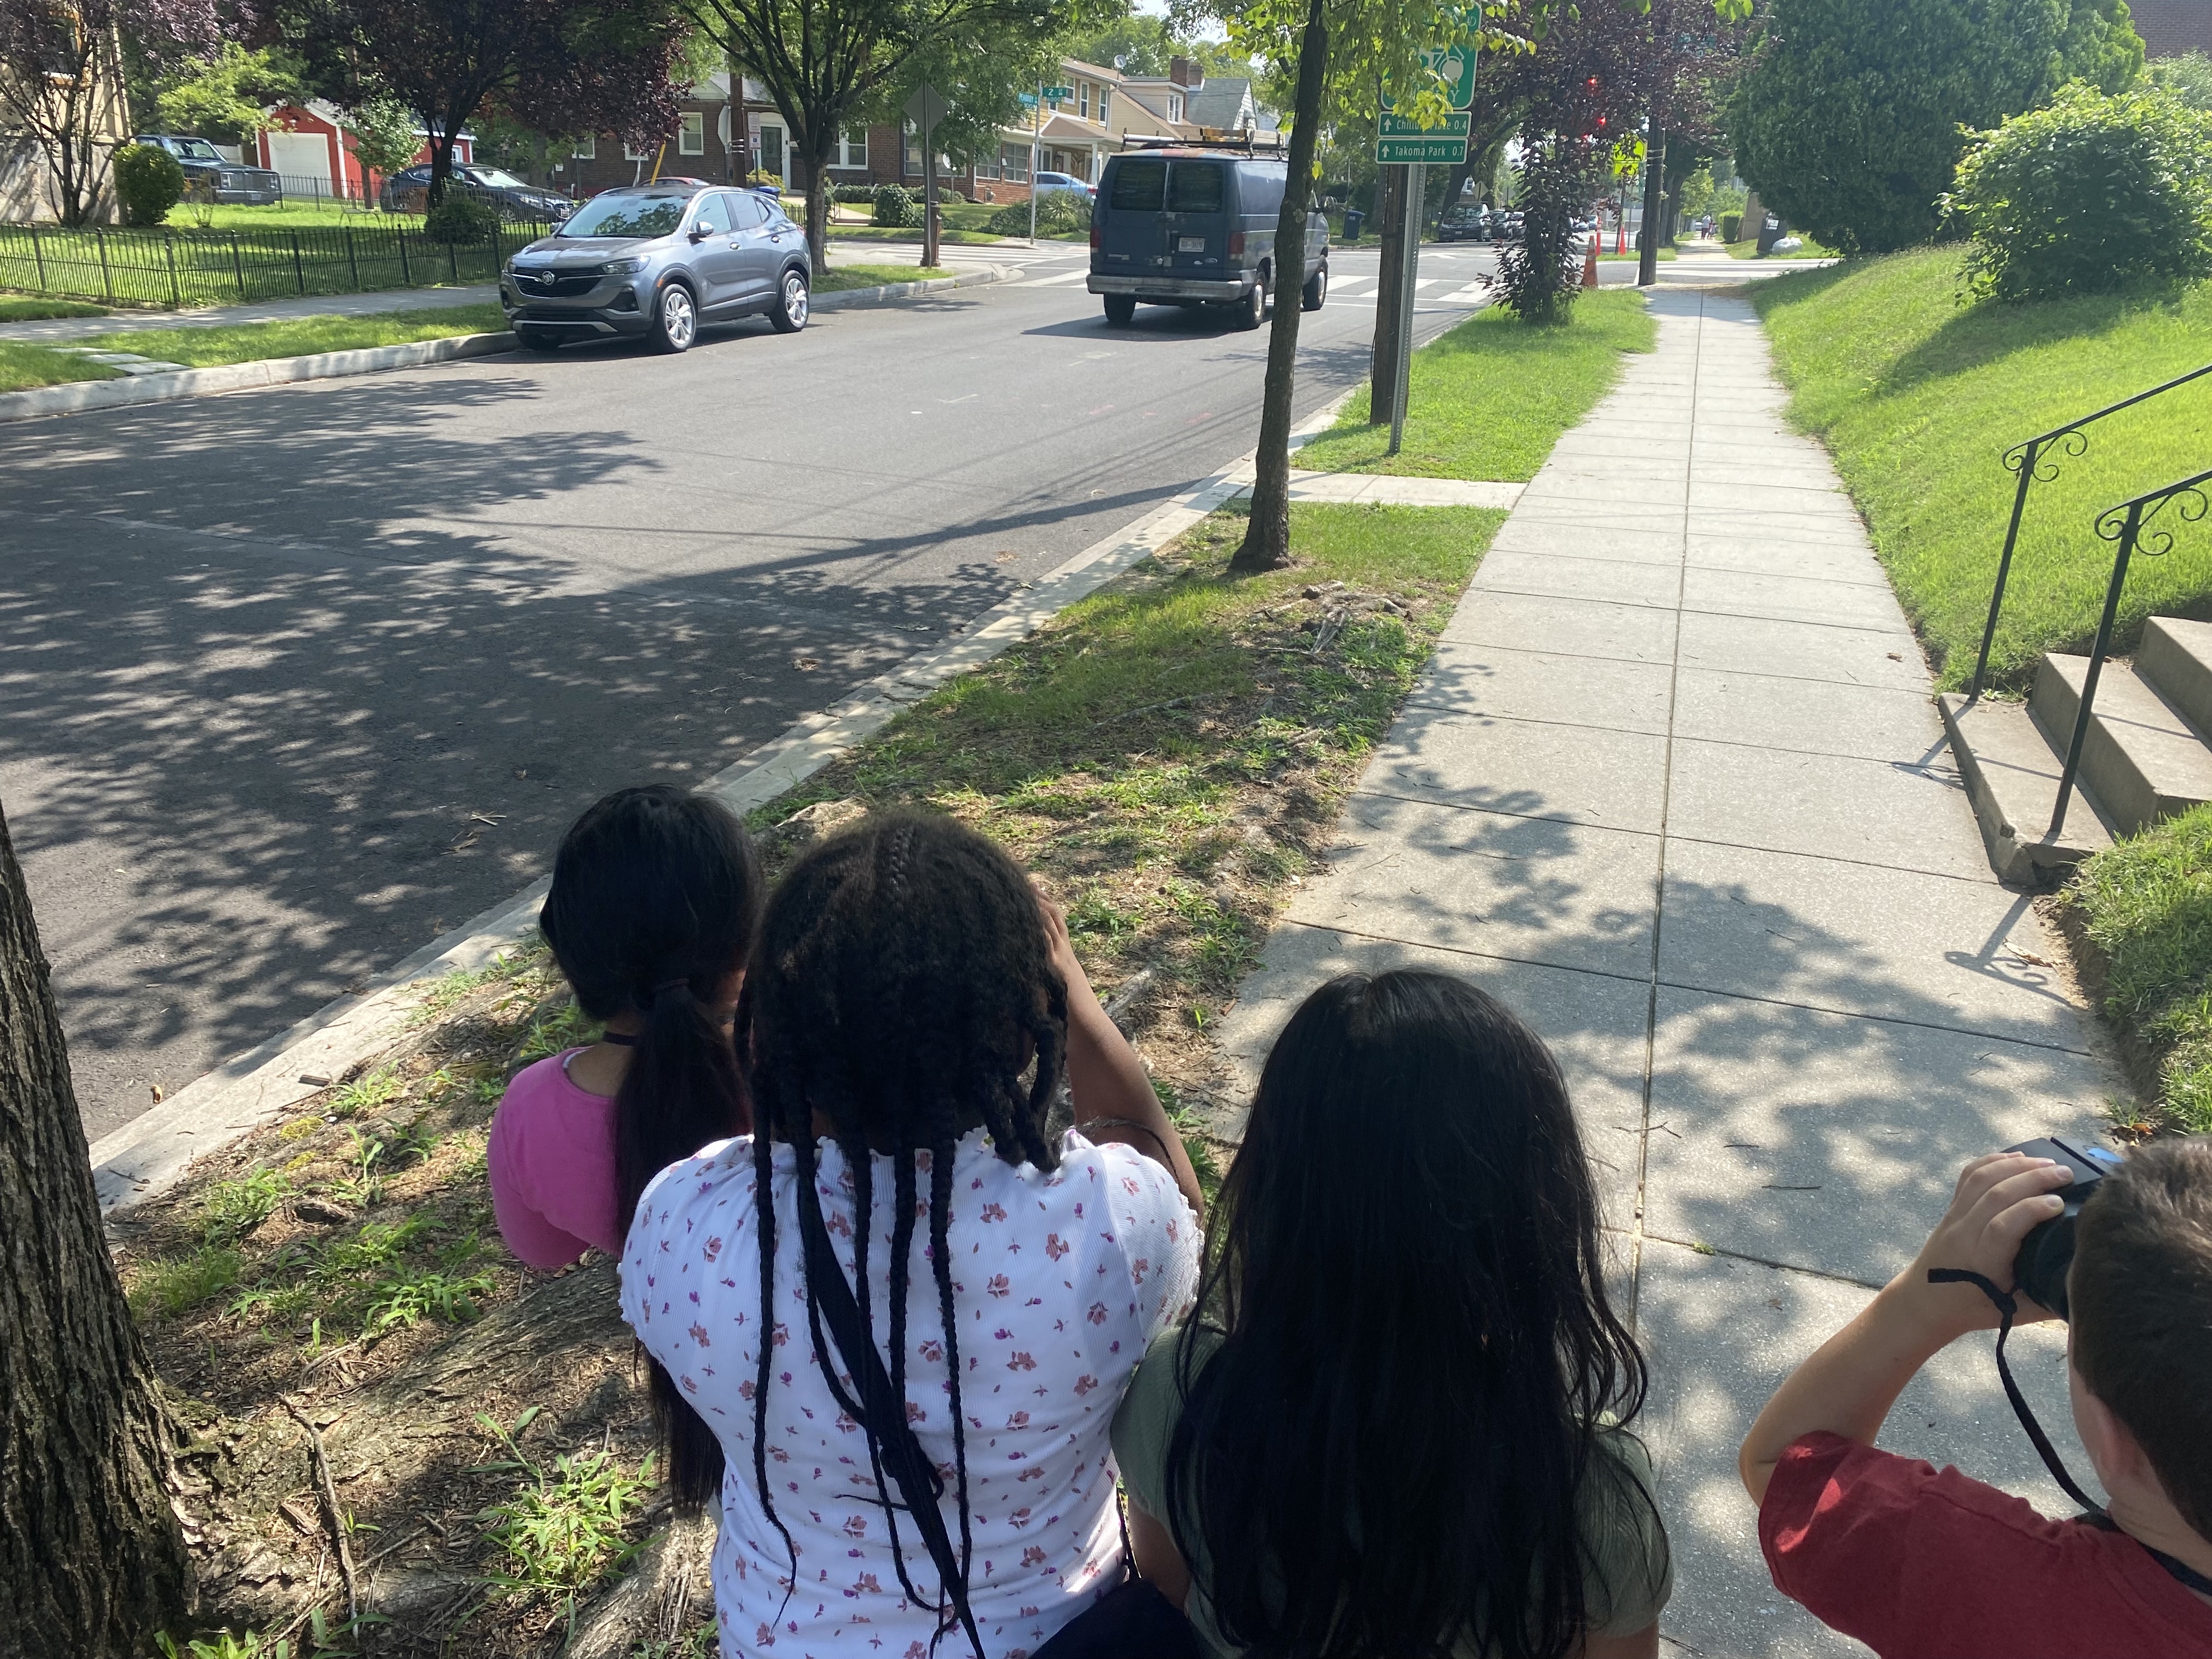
[1103, 294, 1136, 325]
[770, 268, 809, 333]
[1232, 275, 1266, 330]
[650, 282, 697, 353]
[1302, 262, 1327, 311]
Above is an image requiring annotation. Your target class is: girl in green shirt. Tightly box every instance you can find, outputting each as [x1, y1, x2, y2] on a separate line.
[1111, 969, 1671, 1659]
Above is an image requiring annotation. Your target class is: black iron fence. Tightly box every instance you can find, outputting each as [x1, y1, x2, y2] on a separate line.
[0, 218, 551, 309]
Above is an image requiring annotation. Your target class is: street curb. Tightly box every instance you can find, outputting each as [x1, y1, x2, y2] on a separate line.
[87, 382, 1357, 1217]
[1, 267, 1012, 427]
[0, 331, 519, 424]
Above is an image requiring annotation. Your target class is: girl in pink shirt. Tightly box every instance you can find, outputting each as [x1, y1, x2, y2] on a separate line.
[488, 783, 763, 1267]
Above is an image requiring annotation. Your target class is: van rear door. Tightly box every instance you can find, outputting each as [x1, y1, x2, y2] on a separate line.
[1166, 160, 1230, 277]
[1098, 156, 1167, 274]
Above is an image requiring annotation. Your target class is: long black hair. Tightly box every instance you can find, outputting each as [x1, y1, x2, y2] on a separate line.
[739, 809, 1067, 1617]
[538, 783, 762, 1506]
[1165, 970, 1651, 1659]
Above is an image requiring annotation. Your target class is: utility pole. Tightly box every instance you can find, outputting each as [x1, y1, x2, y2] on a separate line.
[1029, 87, 1043, 246]
[1637, 118, 1664, 287]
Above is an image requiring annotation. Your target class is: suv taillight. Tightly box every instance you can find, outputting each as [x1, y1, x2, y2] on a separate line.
[1090, 220, 1101, 249]
[1229, 232, 1245, 256]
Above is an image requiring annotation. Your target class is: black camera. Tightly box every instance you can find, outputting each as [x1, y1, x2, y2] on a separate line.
[2004, 1136, 2123, 1319]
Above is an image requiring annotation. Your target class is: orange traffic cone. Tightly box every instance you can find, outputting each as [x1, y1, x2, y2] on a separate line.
[1581, 239, 1599, 289]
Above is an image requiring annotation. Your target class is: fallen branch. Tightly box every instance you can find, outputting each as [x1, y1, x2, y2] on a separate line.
[282, 1397, 358, 1623]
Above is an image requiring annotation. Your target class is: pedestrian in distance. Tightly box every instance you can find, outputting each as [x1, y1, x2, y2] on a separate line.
[1740, 1139, 2212, 1657]
[621, 809, 1207, 1659]
[1111, 969, 1672, 1659]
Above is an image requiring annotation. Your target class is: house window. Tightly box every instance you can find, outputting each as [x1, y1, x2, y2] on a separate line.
[1079, 83, 1089, 119]
[1000, 144, 1029, 183]
[905, 123, 919, 176]
[1169, 93, 1182, 123]
[1098, 88, 1110, 127]
[572, 134, 595, 160]
[837, 128, 867, 168]
[679, 111, 704, 155]
[624, 142, 651, 161]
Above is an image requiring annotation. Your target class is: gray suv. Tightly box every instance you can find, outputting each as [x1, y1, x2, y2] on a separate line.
[500, 183, 811, 354]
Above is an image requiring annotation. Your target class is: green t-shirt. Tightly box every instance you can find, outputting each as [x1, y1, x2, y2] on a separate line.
[1110, 1325, 1673, 1658]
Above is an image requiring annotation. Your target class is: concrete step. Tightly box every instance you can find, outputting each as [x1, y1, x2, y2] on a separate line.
[2030, 652, 2212, 837]
[1940, 693, 2113, 886]
[2137, 616, 2212, 740]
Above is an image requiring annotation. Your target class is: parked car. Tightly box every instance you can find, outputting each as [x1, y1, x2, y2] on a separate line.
[381, 163, 571, 221]
[499, 182, 811, 353]
[131, 135, 281, 205]
[1437, 203, 1485, 241]
[1089, 148, 1329, 330]
[1035, 171, 1096, 202]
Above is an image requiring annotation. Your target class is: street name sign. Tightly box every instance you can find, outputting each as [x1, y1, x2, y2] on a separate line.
[1041, 84, 1074, 101]
[1376, 110, 1470, 164]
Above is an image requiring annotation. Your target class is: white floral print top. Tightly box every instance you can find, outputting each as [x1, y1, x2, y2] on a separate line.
[621, 1126, 1201, 1659]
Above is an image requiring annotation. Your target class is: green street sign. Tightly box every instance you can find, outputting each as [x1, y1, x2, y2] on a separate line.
[1042, 85, 1074, 101]
[1377, 134, 1471, 163]
[1379, 111, 1471, 139]
[1424, 45, 1477, 111]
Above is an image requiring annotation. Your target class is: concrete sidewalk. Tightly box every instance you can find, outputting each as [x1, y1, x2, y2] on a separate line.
[1212, 290, 2117, 1657]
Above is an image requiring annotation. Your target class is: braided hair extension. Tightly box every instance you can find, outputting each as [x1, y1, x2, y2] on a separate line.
[737, 809, 1071, 1629]
[539, 785, 763, 1509]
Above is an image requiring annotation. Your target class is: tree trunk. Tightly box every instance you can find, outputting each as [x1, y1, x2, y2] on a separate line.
[1230, 0, 1329, 576]
[0, 802, 193, 1656]
[1367, 165, 1406, 428]
[427, 124, 460, 207]
[800, 140, 832, 275]
[1637, 120, 1664, 287]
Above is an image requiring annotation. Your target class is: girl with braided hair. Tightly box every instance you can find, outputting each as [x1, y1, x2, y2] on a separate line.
[621, 809, 1206, 1659]
[490, 784, 761, 1500]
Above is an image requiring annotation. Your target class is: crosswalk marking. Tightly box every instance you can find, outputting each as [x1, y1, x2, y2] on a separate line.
[1009, 268, 1097, 287]
[1442, 284, 1487, 302]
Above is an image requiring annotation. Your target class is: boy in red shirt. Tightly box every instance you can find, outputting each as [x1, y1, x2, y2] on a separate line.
[1739, 1138, 2212, 1659]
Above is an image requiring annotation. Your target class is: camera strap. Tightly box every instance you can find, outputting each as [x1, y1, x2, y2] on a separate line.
[1925, 1268, 2106, 1517]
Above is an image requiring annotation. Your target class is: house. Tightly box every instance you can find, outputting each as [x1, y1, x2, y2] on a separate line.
[0, 14, 130, 223]
[558, 74, 757, 196]
[254, 100, 473, 205]
[2130, 0, 2212, 57]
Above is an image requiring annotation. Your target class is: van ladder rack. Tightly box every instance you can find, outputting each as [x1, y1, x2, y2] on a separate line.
[1120, 133, 1288, 155]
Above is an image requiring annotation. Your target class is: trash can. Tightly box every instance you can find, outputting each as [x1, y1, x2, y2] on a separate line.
[1344, 207, 1365, 240]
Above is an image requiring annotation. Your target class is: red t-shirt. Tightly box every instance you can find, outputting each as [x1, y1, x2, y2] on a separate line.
[1760, 1431, 2212, 1658]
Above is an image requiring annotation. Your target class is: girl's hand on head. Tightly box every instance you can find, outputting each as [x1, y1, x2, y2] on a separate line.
[1031, 883, 1088, 992]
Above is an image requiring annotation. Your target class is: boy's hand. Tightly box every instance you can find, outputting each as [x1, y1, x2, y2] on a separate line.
[1901, 1151, 2075, 1332]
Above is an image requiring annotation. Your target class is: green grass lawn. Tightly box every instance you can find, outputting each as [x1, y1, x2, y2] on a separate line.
[812, 262, 955, 291]
[1293, 288, 1656, 481]
[70, 303, 505, 368]
[163, 202, 429, 231]
[0, 294, 108, 320]
[0, 341, 120, 392]
[1753, 245, 2212, 691]
[2064, 803, 2212, 1133]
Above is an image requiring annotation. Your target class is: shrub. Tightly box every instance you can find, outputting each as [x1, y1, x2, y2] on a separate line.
[985, 189, 1089, 237]
[424, 191, 501, 244]
[114, 143, 185, 228]
[1719, 210, 1743, 244]
[832, 183, 876, 203]
[1487, 135, 1593, 324]
[1949, 81, 2212, 303]
[871, 182, 915, 226]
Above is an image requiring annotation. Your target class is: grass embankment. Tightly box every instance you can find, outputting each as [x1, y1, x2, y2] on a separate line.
[1293, 287, 1655, 481]
[2063, 804, 2212, 1134]
[0, 304, 506, 392]
[0, 294, 106, 319]
[812, 261, 955, 291]
[1727, 233, 1839, 259]
[1754, 245, 2212, 691]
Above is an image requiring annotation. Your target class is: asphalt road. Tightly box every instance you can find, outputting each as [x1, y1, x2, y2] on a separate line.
[0, 239, 1501, 1141]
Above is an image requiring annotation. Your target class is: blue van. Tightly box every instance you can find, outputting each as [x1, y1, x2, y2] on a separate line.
[1087, 149, 1329, 329]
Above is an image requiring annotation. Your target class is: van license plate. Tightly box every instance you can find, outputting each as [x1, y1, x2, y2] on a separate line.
[1177, 236, 1205, 252]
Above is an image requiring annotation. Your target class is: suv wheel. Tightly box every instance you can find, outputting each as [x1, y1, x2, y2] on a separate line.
[1103, 294, 1136, 325]
[1232, 273, 1266, 331]
[651, 281, 697, 353]
[770, 268, 809, 333]
[1302, 261, 1327, 312]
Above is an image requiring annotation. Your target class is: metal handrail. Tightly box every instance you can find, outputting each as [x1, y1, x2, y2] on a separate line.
[2047, 466, 2212, 838]
[1968, 362, 2212, 697]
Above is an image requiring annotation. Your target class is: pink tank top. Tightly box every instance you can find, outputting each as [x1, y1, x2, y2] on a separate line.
[488, 1048, 620, 1269]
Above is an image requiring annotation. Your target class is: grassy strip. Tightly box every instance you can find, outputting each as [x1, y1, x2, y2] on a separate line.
[2062, 803, 2212, 1134]
[1726, 234, 1839, 260]
[812, 262, 956, 291]
[0, 294, 108, 320]
[66, 303, 506, 369]
[163, 202, 432, 231]
[0, 341, 120, 391]
[828, 226, 1009, 245]
[751, 499, 1505, 1185]
[1752, 247, 2212, 691]
[1292, 289, 1655, 481]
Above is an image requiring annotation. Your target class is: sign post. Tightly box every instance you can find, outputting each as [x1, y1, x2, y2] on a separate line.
[905, 83, 949, 268]
[1374, 42, 1476, 452]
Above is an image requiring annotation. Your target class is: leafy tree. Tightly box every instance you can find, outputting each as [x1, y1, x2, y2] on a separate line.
[2148, 48, 2212, 110]
[347, 91, 426, 187]
[0, 0, 217, 223]
[153, 42, 306, 146]
[1729, 0, 2143, 254]
[279, 0, 687, 204]
[0, 802, 193, 1657]
[684, 0, 1095, 275]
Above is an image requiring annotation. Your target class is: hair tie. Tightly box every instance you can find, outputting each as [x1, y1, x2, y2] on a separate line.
[634, 977, 693, 1013]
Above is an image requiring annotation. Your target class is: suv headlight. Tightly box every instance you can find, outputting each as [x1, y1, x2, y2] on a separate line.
[600, 257, 647, 275]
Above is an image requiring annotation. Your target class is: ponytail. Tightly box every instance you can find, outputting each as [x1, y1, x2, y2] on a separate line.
[540, 786, 763, 1510]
